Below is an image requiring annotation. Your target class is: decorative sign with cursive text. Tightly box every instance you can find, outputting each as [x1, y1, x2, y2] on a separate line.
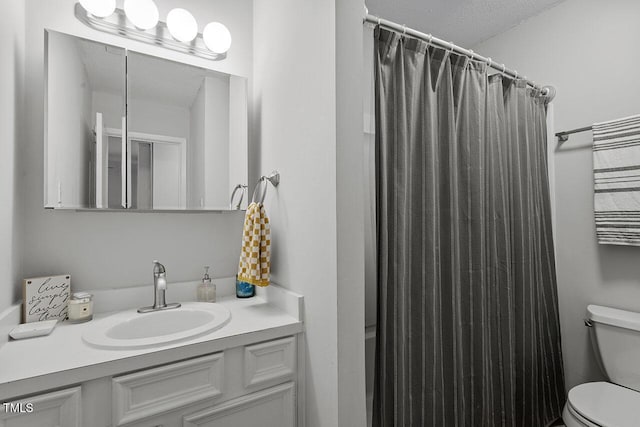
[22, 275, 71, 323]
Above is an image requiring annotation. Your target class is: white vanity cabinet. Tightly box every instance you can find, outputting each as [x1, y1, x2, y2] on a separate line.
[3, 336, 299, 427]
[0, 386, 82, 427]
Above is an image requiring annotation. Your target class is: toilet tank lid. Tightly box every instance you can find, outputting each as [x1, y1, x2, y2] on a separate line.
[588, 305, 640, 332]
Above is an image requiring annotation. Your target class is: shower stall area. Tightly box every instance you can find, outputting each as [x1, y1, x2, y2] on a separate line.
[362, 13, 565, 427]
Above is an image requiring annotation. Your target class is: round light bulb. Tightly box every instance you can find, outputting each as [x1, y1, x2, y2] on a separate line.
[123, 0, 159, 30]
[79, 0, 116, 18]
[203, 22, 232, 54]
[166, 8, 198, 43]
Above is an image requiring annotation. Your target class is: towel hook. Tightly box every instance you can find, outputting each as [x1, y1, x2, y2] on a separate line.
[229, 184, 247, 210]
[251, 170, 280, 205]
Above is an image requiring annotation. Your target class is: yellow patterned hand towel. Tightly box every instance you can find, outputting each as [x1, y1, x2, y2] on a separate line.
[237, 202, 271, 287]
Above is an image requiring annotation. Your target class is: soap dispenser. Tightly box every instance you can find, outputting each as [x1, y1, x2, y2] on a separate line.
[197, 266, 216, 303]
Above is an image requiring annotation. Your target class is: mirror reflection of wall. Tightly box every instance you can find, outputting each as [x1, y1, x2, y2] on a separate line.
[128, 52, 232, 210]
[45, 31, 248, 211]
[46, 31, 125, 209]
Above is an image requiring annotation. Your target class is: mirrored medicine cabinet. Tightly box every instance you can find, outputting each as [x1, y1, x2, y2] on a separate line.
[45, 30, 248, 211]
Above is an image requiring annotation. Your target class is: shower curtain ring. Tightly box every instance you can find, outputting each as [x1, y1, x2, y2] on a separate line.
[402, 24, 407, 35]
[427, 34, 433, 45]
[501, 64, 506, 73]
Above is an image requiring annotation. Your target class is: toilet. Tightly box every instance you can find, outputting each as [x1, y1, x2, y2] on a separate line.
[563, 305, 640, 427]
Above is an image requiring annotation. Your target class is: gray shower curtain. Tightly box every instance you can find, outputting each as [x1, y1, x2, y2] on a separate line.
[373, 27, 565, 426]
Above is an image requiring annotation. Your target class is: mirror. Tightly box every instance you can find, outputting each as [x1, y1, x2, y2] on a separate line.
[45, 31, 248, 211]
[45, 31, 126, 209]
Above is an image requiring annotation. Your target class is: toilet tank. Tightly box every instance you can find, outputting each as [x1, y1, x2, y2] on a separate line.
[587, 305, 640, 392]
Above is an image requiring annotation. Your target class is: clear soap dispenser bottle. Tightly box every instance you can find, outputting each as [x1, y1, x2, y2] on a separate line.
[197, 266, 216, 302]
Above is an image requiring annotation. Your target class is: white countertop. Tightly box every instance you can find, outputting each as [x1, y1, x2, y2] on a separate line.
[0, 283, 304, 400]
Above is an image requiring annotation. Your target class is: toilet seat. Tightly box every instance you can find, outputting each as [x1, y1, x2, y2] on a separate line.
[564, 402, 600, 427]
[565, 382, 640, 427]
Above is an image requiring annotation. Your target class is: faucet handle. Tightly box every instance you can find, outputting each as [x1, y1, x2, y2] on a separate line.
[152, 260, 166, 275]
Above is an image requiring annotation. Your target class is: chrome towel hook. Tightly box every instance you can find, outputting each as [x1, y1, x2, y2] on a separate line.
[251, 170, 280, 204]
[229, 184, 247, 210]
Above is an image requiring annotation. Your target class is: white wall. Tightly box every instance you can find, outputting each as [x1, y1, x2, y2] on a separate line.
[335, 0, 367, 425]
[95, 90, 191, 138]
[362, 25, 378, 410]
[128, 98, 190, 139]
[17, 0, 252, 297]
[0, 0, 25, 311]
[474, 0, 640, 390]
[91, 91, 124, 130]
[253, 1, 339, 424]
[253, 0, 366, 425]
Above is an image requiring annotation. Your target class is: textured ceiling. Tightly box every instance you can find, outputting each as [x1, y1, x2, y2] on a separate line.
[366, 0, 566, 47]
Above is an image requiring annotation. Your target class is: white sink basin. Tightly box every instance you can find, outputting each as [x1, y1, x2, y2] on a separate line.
[82, 302, 231, 349]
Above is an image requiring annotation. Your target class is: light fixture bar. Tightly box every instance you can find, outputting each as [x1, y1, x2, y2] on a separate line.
[74, 3, 226, 61]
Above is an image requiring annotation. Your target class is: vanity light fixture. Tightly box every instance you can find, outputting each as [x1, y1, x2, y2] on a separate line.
[203, 22, 232, 54]
[166, 8, 198, 43]
[123, 0, 159, 30]
[79, 0, 116, 18]
[74, 2, 232, 61]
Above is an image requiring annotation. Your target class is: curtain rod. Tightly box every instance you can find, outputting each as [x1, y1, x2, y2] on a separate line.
[364, 12, 554, 99]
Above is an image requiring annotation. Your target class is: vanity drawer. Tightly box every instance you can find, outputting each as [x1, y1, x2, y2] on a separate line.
[183, 382, 295, 427]
[112, 353, 224, 426]
[244, 336, 295, 390]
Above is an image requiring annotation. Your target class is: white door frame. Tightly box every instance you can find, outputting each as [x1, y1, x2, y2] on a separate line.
[106, 128, 187, 209]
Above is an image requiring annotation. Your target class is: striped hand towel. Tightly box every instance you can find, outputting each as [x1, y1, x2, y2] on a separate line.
[593, 114, 640, 245]
[237, 202, 271, 286]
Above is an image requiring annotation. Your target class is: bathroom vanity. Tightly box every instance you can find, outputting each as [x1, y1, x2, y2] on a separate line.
[0, 283, 304, 427]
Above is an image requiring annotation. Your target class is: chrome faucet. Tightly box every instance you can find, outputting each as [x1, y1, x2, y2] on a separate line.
[138, 260, 181, 313]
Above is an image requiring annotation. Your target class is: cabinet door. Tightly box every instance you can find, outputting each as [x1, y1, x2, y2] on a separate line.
[0, 386, 81, 427]
[244, 336, 295, 391]
[112, 353, 224, 426]
[183, 382, 295, 427]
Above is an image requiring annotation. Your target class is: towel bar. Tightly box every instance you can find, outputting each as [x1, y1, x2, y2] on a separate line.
[251, 171, 280, 204]
[556, 125, 593, 142]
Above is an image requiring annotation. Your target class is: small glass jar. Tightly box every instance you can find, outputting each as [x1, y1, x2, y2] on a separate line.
[68, 292, 94, 323]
